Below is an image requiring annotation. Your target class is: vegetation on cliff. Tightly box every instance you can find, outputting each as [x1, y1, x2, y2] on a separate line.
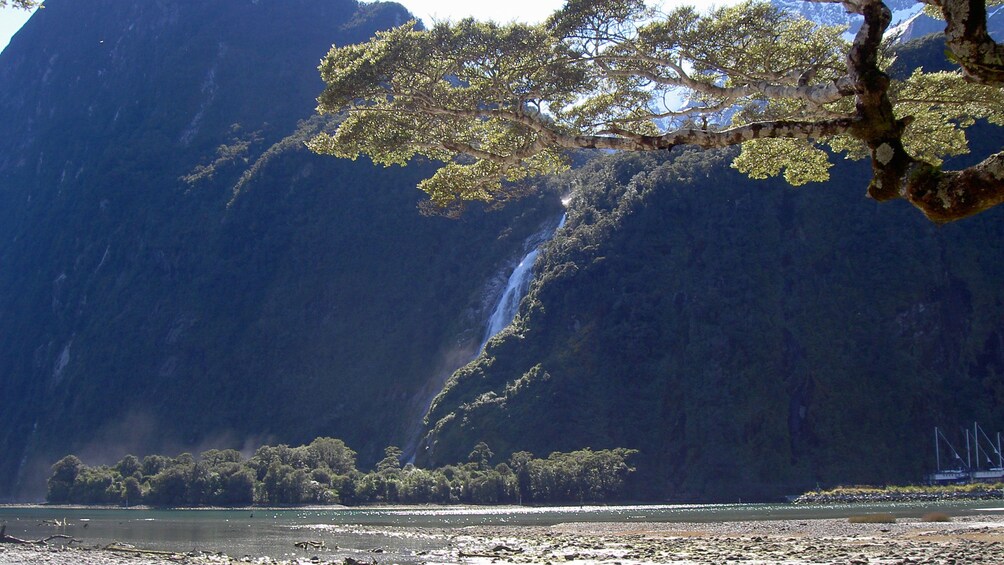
[0, 0, 559, 500]
[418, 87, 1004, 500]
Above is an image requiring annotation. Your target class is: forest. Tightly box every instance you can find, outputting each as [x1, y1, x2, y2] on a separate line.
[44, 438, 637, 507]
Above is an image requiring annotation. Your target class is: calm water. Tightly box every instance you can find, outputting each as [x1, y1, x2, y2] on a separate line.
[2, 501, 1003, 563]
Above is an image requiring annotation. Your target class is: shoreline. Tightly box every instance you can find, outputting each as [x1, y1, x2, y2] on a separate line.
[3, 513, 1004, 564]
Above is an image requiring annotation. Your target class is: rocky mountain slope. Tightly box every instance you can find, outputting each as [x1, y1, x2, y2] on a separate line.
[416, 35, 1004, 501]
[0, 0, 558, 500]
[2, 0, 1001, 503]
[420, 147, 1004, 501]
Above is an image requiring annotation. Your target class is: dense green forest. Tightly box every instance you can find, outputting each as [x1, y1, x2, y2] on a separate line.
[45, 439, 636, 507]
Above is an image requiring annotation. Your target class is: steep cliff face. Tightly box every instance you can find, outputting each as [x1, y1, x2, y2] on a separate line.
[4, 0, 1002, 504]
[417, 34, 1004, 500]
[0, 0, 558, 499]
[419, 144, 1004, 500]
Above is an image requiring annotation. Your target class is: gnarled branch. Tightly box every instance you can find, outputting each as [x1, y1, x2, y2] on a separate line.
[934, 0, 1004, 84]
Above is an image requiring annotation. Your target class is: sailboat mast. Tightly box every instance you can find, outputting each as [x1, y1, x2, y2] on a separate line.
[966, 428, 972, 470]
[975, 422, 981, 471]
[935, 427, 941, 472]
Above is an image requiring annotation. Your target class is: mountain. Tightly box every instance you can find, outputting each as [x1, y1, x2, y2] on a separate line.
[0, 0, 559, 500]
[887, 4, 1004, 44]
[416, 38, 1004, 501]
[2, 0, 1002, 504]
[772, 0, 922, 35]
[419, 147, 1004, 501]
[772, 0, 1003, 45]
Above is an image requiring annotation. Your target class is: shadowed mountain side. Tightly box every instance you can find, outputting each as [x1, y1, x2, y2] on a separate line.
[0, 0, 559, 500]
[415, 30, 1004, 502]
[418, 139, 1004, 501]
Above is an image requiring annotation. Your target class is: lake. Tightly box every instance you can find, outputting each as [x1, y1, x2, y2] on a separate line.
[2, 501, 1003, 563]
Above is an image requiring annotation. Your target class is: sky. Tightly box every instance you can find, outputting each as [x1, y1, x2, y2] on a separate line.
[0, 0, 732, 54]
[0, 4, 34, 53]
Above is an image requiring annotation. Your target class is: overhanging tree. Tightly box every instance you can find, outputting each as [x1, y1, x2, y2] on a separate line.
[309, 0, 1004, 223]
[0, 1, 40, 9]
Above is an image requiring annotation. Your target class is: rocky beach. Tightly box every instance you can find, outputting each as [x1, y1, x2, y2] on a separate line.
[2, 514, 1003, 564]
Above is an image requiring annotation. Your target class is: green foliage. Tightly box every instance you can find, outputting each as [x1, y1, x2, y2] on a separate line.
[141, 455, 172, 477]
[46, 455, 84, 504]
[732, 139, 832, 185]
[311, 0, 1002, 208]
[114, 455, 142, 479]
[891, 69, 1004, 165]
[199, 449, 243, 468]
[802, 482, 1004, 498]
[468, 442, 494, 470]
[377, 446, 404, 475]
[304, 437, 357, 475]
[146, 465, 191, 506]
[44, 438, 636, 506]
[181, 128, 264, 186]
[122, 477, 143, 506]
[68, 466, 118, 505]
[310, 17, 577, 210]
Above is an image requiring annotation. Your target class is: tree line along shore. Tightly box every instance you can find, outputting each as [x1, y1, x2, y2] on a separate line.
[44, 438, 637, 507]
[794, 483, 1004, 504]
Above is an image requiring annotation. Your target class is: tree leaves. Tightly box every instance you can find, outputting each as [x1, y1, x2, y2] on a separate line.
[733, 138, 833, 185]
[312, 0, 1004, 221]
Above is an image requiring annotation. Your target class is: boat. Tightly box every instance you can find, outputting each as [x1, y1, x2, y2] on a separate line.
[927, 423, 1004, 484]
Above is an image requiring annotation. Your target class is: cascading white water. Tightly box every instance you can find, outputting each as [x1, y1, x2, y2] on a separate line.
[480, 213, 566, 349]
[480, 248, 540, 348]
[401, 212, 567, 462]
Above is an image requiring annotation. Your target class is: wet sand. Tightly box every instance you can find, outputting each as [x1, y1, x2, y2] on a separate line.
[2, 513, 1003, 564]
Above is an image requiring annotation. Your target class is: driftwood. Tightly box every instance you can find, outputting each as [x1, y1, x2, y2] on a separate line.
[38, 518, 70, 527]
[102, 542, 182, 556]
[458, 544, 524, 558]
[0, 524, 81, 546]
[294, 539, 327, 550]
[103, 543, 229, 560]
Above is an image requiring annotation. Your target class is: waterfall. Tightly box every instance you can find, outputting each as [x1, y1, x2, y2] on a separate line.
[401, 212, 567, 462]
[480, 213, 566, 349]
[479, 248, 540, 348]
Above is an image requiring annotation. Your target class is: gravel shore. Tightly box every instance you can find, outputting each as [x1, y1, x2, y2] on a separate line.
[3, 514, 1003, 564]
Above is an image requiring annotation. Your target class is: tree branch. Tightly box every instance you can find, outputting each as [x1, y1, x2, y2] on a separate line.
[936, 0, 1004, 85]
[600, 64, 855, 105]
[902, 150, 1004, 223]
[580, 118, 857, 150]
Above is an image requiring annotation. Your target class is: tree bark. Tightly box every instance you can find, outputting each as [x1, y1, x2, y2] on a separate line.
[937, 0, 1004, 85]
[901, 150, 1004, 222]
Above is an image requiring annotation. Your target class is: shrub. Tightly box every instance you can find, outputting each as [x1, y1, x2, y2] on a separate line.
[921, 512, 952, 522]
[848, 513, 896, 523]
